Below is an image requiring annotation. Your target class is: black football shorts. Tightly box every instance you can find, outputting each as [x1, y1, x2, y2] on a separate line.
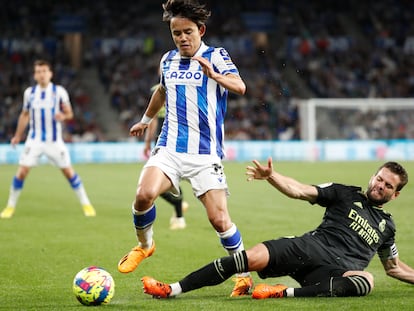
[259, 235, 347, 286]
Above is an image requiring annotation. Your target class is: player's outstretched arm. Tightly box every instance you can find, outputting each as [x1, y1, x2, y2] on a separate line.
[382, 257, 414, 284]
[246, 157, 318, 202]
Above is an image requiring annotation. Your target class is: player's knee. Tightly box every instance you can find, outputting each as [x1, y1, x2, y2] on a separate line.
[62, 167, 75, 180]
[349, 274, 373, 296]
[332, 274, 373, 297]
[359, 271, 374, 292]
[343, 271, 374, 293]
[135, 186, 157, 208]
[245, 243, 270, 271]
[209, 214, 231, 232]
[16, 167, 30, 179]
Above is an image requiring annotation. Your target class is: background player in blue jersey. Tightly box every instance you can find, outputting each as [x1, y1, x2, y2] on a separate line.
[144, 96, 189, 230]
[0, 60, 95, 219]
[141, 158, 414, 299]
[117, 0, 253, 296]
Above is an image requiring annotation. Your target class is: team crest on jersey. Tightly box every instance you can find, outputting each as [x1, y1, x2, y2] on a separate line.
[378, 219, 386, 232]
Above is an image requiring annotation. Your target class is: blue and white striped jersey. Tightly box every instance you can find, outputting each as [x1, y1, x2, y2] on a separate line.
[157, 42, 240, 159]
[23, 83, 70, 142]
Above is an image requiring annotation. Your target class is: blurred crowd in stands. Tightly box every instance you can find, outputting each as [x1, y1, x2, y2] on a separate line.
[1, 0, 414, 143]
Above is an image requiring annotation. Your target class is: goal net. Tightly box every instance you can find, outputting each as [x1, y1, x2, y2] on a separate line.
[297, 98, 414, 141]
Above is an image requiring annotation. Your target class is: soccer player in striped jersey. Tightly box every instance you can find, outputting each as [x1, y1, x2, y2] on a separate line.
[144, 101, 189, 230]
[117, 0, 252, 296]
[0, 60, 95, 219]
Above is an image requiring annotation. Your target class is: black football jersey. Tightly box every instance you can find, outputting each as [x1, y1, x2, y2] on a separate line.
[308, 183, 395, 270]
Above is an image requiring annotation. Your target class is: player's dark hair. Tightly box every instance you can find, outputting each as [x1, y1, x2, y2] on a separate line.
[162, 0, 211, 28]
[34, 59, 52, 70]
[377, 161, 408, 191]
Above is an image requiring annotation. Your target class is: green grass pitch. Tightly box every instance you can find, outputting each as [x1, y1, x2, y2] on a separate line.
[1, 161, 413, 310]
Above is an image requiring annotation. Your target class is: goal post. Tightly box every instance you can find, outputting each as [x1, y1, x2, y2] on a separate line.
[297, 98, 414, 141]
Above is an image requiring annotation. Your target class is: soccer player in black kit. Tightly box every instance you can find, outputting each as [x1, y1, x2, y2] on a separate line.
[141, 157, 414, 299]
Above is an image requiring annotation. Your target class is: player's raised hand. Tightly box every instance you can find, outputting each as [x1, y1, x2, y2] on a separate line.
[192, 55, 245, 95]
[246, 157, 274, 181]
[192, 56, 216, 79]
[129, 122, 148, 137]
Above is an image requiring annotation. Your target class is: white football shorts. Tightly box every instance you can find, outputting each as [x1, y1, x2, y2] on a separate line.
[144, 146, 229, 197]
[19, 140, 71, 168]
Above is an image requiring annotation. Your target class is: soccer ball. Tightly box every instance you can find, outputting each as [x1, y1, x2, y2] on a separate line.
[72, 266, 115, 306]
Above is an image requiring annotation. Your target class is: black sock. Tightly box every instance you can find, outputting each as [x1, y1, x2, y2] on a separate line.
[294, 275, 371, 297]
[179, 251, 248, 293]
[160, 187, 183, 217]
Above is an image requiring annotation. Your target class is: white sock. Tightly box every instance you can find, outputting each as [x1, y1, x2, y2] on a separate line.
[7, 187, 21, 208]
[170, 282, 182, 296]
[136, 227, 153, 249]
[133, 204, 154, 249]
[74, 185, 91, 205]
[286, 288, 294, 297]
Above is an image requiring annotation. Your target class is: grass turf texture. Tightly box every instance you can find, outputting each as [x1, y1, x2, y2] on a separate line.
[1, 161, 413, 311]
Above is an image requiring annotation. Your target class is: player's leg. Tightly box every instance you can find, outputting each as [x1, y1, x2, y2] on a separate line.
[251, 237, 323, 299]
[161, 186, 188, 230]
[1, 141, 39, 219]
[187, 158, 252, 296]
[1, 165, 30, 219]
[190, 162, 245, 256]
[61, 166, 95, 216]
[293, 273, 373, 297]
[252, 244, 374, 299]
[142, 243, 270, 298]
[315, 270, 373, 297]
[47, 141, 95, 216]
[199, 189, 253, 296]
[118, 165, 173, 273]
[161, 187, 183, 217]
[254, 271, 373, 299]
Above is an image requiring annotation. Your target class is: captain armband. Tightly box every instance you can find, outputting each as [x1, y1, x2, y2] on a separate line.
[377, 243, 399, 260]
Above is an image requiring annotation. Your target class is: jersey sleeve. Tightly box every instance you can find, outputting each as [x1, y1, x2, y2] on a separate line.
[314, 182, 337, 207]
[159, 52, 169, 88]
[22, 87, 32, 111]
[377, 242, 399, 260]
[315, 183, 362, 207]
[212, 47, 240, 76]
[57, 86, 71, 107]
